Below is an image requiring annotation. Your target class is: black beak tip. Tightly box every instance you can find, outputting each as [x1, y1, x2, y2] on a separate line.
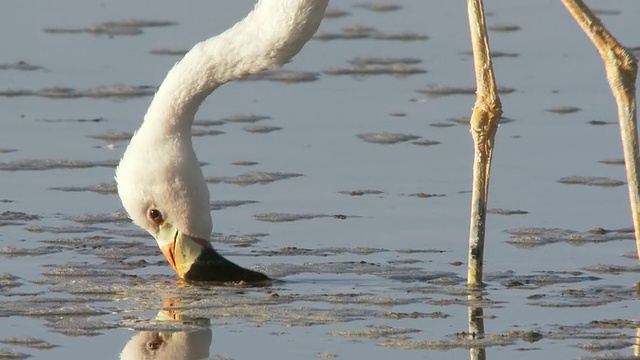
[183, 247, 271, 284]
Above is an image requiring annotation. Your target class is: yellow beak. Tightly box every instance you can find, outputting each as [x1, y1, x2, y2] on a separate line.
[156, 223, 210, 279]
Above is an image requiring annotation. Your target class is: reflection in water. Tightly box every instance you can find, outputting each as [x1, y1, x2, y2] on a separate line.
[120, 301, 212, 360]
[468, 294, 486, 360]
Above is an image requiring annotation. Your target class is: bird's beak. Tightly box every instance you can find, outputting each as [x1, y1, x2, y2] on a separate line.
[154, 222, 270, 283]
[155, 223, 211, 279]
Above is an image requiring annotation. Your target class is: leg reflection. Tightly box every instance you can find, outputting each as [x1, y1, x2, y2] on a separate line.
[468, 294, 486, 360]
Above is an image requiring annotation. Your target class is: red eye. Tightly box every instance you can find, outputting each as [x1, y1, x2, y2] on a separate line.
[149, 209, 164, 225]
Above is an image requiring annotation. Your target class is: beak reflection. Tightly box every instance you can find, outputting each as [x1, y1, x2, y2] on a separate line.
[120, 301, 212, 360]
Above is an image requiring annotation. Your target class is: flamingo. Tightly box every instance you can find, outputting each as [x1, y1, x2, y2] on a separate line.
[116, 0, 328, 282]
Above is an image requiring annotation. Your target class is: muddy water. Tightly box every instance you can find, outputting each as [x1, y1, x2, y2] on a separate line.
[1, 0, 639, 359]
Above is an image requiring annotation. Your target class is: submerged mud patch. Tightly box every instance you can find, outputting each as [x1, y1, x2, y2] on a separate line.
[50, 182, 117, 195]
[0, 159, 117, 171]
[557, 176, 625, 187]
[598, 158, 625, 166]
[460, 50, 520, 58]
[0, 273, 22, 290]
[349, 57, 422, 66]
[411, 139, 441, 147]
[222, 114, 271, 123]
[0, 211, 39, 222]
[191, 129, 225, 137]
[87, 131, 132, 142]
[487, 208, 528, 216]
[357, 132, 420, 144]
[43, 266, 125, 278]
[380, 334, 517, 350]
[416, 85, 515, 97]
[241, 69, 319, 83]
[488, 24, 521, 32]
[43, 19, 176, 37]
[575, 340, 633, 352]
[0, 61, 44, 71]
[42, 236, 158, 260]
[526, 285, 636, 308]
[546, 105, 582, 114]
[211, 233, 267, 246]
[354, 4, 403, 12]
[252, 246, 387, 257]
[0, 299, 110, 319]
[0, 85, 156, 99]
[206, 171, 303, 186]
[259, 262, 461, 285]
[324, 8, 351, 19]
[37, 117, 106, 123]
[149, 48, 188, 56]
[210, 200, 259, 211]
[27, 225, 106, 234]
[314, 25, 428, 41]
[406, 193, 446, 199]
[65, 212, 129, 224]
[582, 264, 640, 274]
[506, 227, 633, 248]
[301, 294, 419, 306]
[243, 125, 282, 134]
[339, 189, 384, 196]
[541, 320, 639, 354]
[46, 318, 117, 337]
[0, 348, 31, 359]
[232, 161, 259, 166]
[331, 325, 420, 339]
[253, 213, 334, 223]
[0, 246, 62, 257]
[586, 119, 616, 126]
[324, 64, 426, 77]
[193, 119, 225, 127]
[488, 271, 601, 289]
[0, 337, 58, 350]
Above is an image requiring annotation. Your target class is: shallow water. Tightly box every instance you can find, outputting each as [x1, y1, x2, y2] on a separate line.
[1, 0, 639, 359]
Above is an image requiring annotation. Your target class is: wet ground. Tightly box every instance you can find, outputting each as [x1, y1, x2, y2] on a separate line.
[1, 0, 639, 359]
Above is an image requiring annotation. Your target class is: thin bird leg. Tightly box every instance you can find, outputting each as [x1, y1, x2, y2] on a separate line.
[466, 0, 503, 287]
[561, 0, 640, 261]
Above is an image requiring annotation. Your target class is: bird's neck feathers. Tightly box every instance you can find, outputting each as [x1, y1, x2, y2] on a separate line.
[142, 0, 328, 135]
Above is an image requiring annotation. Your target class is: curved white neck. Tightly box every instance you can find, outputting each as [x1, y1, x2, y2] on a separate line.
[142, 0, 328, 135]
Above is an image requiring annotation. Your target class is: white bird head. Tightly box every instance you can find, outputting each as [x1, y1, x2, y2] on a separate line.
[116, 115, 270, 283]
[116, 124, 212, 241]
[116, 120, 215, 277]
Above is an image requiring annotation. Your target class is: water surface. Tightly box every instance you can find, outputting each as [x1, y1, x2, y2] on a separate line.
[1, 1, 639, 359]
